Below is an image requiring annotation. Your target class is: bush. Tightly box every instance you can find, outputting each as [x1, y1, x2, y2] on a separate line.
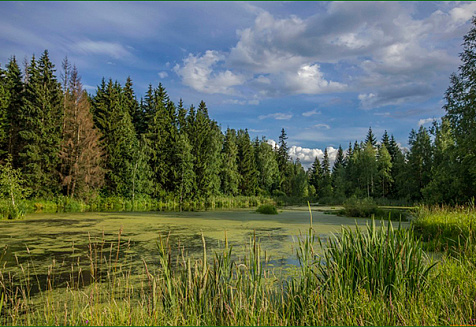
[343, 196, 379, 217]
[256, 204, 278, 215]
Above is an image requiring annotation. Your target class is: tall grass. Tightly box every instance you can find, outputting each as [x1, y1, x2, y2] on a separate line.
[318, 220, 436, 298]
[413, 204, 476, 253]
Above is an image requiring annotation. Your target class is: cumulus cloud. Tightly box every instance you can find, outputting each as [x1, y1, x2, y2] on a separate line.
[418, 118, 435, 126]
[267, 138, 338, 168]
[289, 145, 339, 168]
[174, 2, 474, 106]
[258, 112, 293, 120]
[173, 50, 245, 95]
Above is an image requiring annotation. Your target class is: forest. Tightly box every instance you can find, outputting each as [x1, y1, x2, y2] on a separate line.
[0, 19, 476, 215]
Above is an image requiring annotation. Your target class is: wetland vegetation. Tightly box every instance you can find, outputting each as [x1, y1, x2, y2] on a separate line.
[1, 11, 476, 327]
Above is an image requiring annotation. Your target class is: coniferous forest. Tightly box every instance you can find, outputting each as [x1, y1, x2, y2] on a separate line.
[1, 39, 475, 213]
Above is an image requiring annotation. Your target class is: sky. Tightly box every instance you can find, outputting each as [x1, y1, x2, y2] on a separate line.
[1, 1, 475, 167]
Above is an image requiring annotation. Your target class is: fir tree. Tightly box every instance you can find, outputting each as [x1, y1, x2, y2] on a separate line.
[365, 127, 377, 147]
[220, 128, 240, 196]
[237, 129, 258, 196]
[18, 51, 63, 196]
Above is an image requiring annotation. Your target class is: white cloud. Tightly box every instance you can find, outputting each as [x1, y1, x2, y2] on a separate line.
[289, 145, 339, 168]
[267, 138, 338, 168]
[258, 112, 293, 120]
[223, 99, 260, 105]
[285, 64, 346, 94]
[313, 124, 331, 130]
[173, 50, 245, 95]
[158, 71, 168, 79]
[302, 109, 321, 117]
[70, 40, 132, 59]
[418, 118, 435, 126]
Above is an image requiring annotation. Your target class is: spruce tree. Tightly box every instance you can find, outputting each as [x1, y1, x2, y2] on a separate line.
[255, 137, 280, 194]
[237, 129, 258, 196]
[220, 128, 240, 196]
[0, 65, 9, 159]
[5, 57, 23, 163]
[443, 17, 476, 199]
[91, 79, 139, 197]
[18, 51, 63, 196]
[320, 149, 332, 198]
[365, 127, 377, 147]
[332, 145, 346, 198]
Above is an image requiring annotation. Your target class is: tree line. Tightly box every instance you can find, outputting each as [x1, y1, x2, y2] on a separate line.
[1, 18, 476, 206]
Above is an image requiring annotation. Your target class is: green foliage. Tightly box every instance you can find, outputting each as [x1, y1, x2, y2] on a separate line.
[343, 196, 379, 218]
[256, 204, 278, 214]
[18, 51, 63, 196]
[0, 156, 30, 218]
[318, 220, 436, 298]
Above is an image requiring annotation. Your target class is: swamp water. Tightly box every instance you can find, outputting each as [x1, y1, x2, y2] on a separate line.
[0, 208, 404, 297]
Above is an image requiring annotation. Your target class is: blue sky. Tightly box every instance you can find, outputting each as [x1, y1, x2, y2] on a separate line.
[1, 1, 475, 166]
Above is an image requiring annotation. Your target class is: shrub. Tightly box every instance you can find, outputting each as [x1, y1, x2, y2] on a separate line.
[256, 204, 278, 215]
[343, 196, 378, 217]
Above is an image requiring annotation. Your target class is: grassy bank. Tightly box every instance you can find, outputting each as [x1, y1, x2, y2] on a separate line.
[1, 206, 475, 325]
[0, 195, 276, 219]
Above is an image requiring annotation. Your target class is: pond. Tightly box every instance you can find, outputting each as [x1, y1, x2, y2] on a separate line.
[0, 207, 406, 295]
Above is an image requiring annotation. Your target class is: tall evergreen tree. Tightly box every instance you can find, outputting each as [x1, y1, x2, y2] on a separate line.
[255, 137, 280, 194]
[91, 79, 139, 197]
[5, 57, 24, 163]
[404, 126, 433, 201]
[320, 148, 332, 197]
[309, 156, 322, 197]
[443, 17, 476, 200]
[365, 127, 377, 147]
[175, 132, 195, 206]
[220, 128, 240, 196]
[332, 145, 346, 198]
[237, 129, 258, 196]
[0, 65, 9, 160]
[18, 51, 63, 196]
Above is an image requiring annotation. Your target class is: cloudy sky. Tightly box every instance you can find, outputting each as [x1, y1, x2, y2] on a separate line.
[1, 1, 474, 166]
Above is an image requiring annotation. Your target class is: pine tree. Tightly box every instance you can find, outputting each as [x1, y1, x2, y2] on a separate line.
[443, 17, 476, 200]
[320, 148, 332, 198]
[332, 145, 346, 198]
[365, 127, 377, 147]
[404, 126, 433, 201]
[18, 51, 63, 196]
[255, 137, 280, 194]
[91, 79, 139, 197]
[59, 65, 104, 198]
[0, 65, 9, 159]
[422, 119, 462, 204]
[220, 128, 240, 195]
[381, 130, 390, 150]
[309, 156, 322, 197]
[237, 129, 258, 196]
[175, 132, 195, 206]
[5, 57, 24, 163]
